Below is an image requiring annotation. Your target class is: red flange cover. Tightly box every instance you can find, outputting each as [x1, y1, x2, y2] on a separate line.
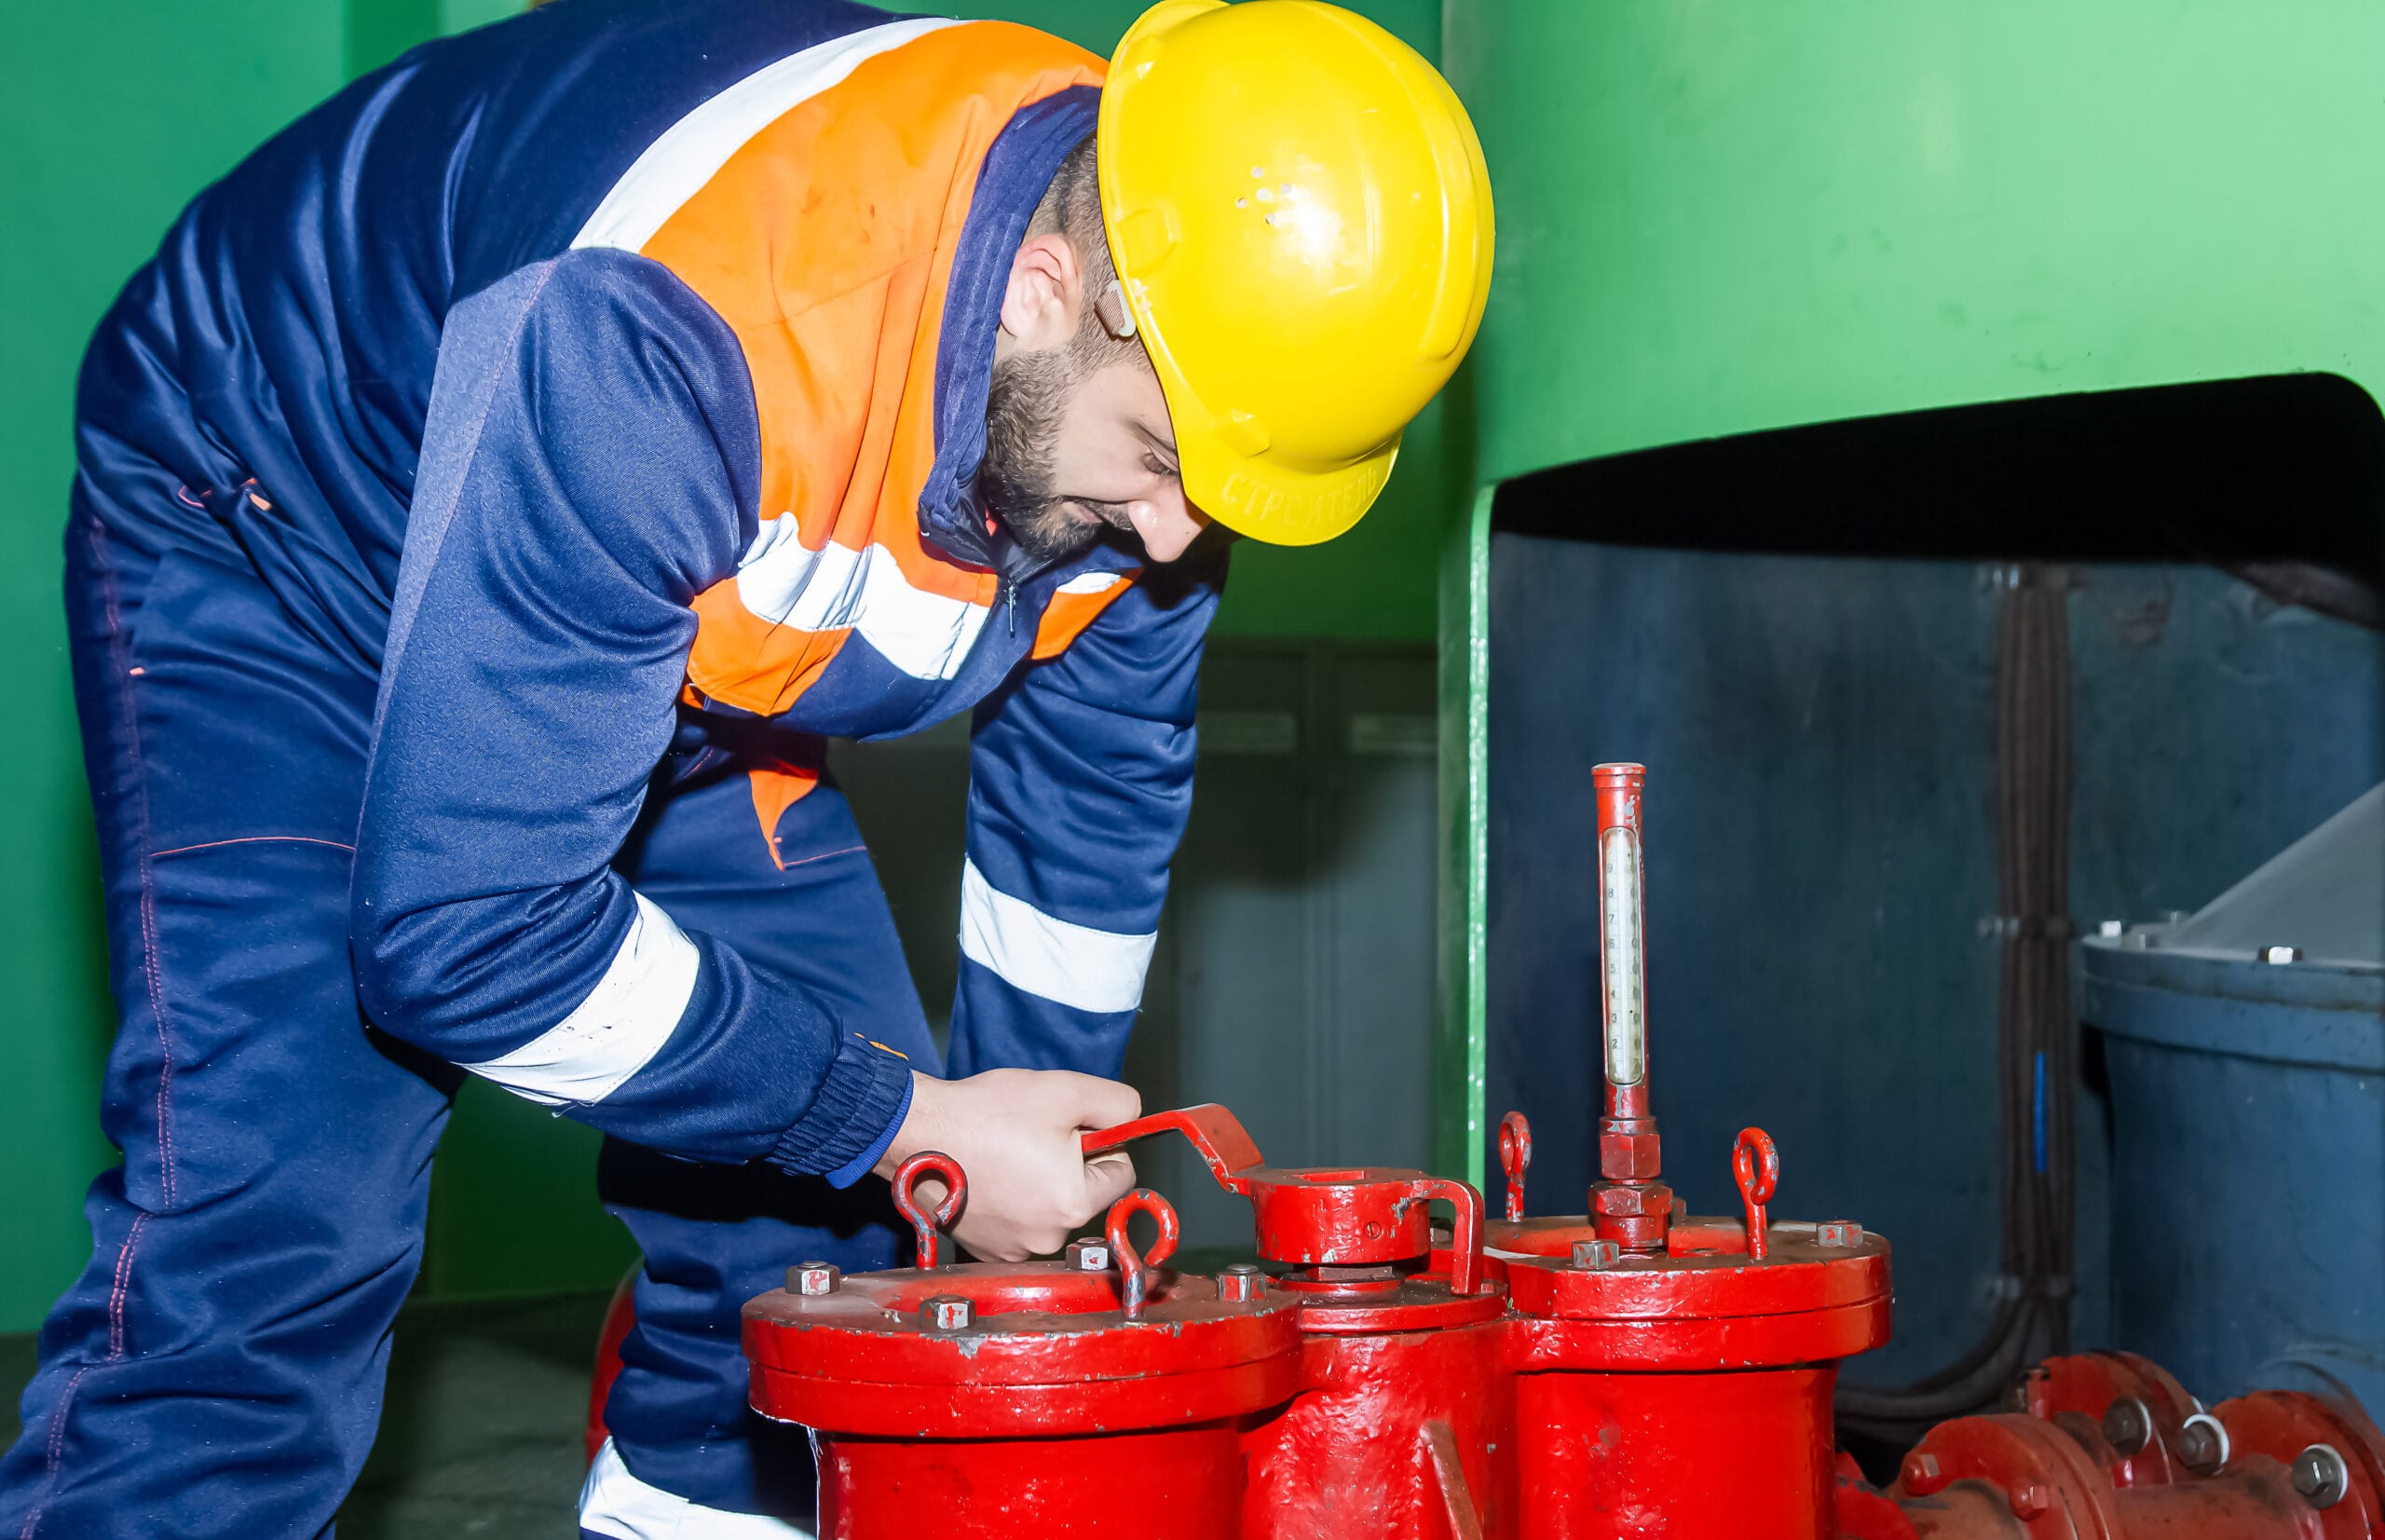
[1494, 1214, 1891, 1371]
[743, 1261, 1303, 1438]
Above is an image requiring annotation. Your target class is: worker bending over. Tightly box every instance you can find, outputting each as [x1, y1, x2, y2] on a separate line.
[0, 0, 1489, 1533]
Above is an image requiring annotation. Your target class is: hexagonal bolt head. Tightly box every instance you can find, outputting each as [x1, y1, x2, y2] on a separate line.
[2102, 1397, 2152, 1455]
[1815, 1220, 1863, 1248]
[1572, 1239, 1621, 1271]
[1216, 1262, 1266, 1302]
[788, 1261, 841, 1298]
[1065, 1238, 1112, 1272]
[1901, 1451, 1947, 1497]
[2007, 1483, 2051, 1520]
[2176, 1414, 2228, 1474]
[920, 1294, 974, 1331]
[1599, 1129, 1663, 1180]
[2294, 1444, 2350, 1509]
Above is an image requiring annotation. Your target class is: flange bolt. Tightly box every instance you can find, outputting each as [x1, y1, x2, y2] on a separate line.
[1217, 1262, 1266, 1302]
[1572, 1238, 1621, 1271]
[2008, 1483, 2051, 1520]
[1901, 1451, 1948, 1497]
[921, 1294, 974, 1331]
[2294, 1444, 2350, 1509]
[2175, 1413, 2228, 1475]
[1815, 1220, 1862, 1247]
[2102, 1397, 2151, 1455]
[1066, 1238, 1112, 1272]
[788, 1261, 841, 1298]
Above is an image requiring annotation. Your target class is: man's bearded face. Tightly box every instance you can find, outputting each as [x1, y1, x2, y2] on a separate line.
[978, 343, 1101, 565]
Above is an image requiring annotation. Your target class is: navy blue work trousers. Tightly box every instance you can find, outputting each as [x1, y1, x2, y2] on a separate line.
[0, 506, 939, 1536]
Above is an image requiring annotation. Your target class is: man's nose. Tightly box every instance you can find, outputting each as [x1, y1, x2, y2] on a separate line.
[1126, 491, 1206, 563]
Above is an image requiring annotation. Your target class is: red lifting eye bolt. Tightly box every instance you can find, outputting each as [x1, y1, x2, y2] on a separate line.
[892, 1151, 967, 1271]
[1105, 1188, 1181, 1318]
[1499, 1110, 1533, 1221]
[1734, 1126, 1779, 1261]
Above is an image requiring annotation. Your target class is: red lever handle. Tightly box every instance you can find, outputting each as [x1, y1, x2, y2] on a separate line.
[1415, 1177, 1486, 1296]
[1497, 1111, 1533, 1222]
[1080, 1104, 1265, 1194]
[1733, 1127, 1779, 1261]
[893, 1151, 966, 1270]
[1105, 1188, 1181, 1318]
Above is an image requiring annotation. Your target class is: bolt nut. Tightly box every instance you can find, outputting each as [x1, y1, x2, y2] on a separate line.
[788, 1261, 840, 1297]
[1217, 1262, 1265, 1302]
[2294, 1444, 2350, 1509]
[920, 1294, 974, 1331]
[2259, 944, 2303, 964]
[2176, 1412, 2228, 1474]
[1599, 1128, 1664, 1180]
[1066, 1238, 1112, 1272]
[1815, 1220, 1862, 1248]
[1593, 1181, 1671, 1219]
[2096, 920, 2125, 938]
[2102, 1397, 2152, 1455]
[1572, 1239, 1621, 1271]
[2007, 1483, 2051, 1520]
[1901, 1451, 1948, 1497]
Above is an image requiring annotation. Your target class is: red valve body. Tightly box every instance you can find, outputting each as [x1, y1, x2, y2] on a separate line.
[744, 1261, 1302, 1539]
[1494, 1209, 1892, 1540]
[1243, 1303, 1516, 1540]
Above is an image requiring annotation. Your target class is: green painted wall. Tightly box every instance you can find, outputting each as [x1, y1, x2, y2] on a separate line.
[0, 0, 349, 1333]
[1, 0, 1463, 1328]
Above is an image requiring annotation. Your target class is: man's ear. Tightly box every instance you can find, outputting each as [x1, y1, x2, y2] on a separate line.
[999, 231, 1082, 352]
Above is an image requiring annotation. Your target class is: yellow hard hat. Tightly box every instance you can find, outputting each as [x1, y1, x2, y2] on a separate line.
[1097, 0, 1494, 546]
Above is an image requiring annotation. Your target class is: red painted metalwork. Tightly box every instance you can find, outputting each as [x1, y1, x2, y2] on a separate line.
[891, 1149, 965, 1270]
[2012, 1351, 2201, 1487]
[1500, 1110, 1532, 1222]
[1489, 1111, 1891, 1537]
[1827, 1357, 2385, 1540]
[1107, 1186, 1179, 1316]
[584, 1265, 637, 1464]
[1736, 1126, 1780, 1261]
[1083, 1102, 1511, 1538]
[743, 1178, 1304, 1539]
[1083, 1104, 1486, 1299]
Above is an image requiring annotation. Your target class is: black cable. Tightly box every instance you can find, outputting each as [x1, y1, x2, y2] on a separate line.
[1834, 564, 2078, 1424]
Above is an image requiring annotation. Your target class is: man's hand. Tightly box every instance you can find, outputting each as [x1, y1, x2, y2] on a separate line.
[875, 1069, 1141, 1261]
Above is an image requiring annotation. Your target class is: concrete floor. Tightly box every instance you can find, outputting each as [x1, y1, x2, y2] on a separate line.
[2, 1291, 610, 1537]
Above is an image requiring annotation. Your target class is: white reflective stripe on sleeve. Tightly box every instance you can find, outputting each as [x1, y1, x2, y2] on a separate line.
[958, 859, 1157, 1015]
[572, 17, 961, 253]
[461, 892, 699, 1108]
[580, 1437, 814, 1540]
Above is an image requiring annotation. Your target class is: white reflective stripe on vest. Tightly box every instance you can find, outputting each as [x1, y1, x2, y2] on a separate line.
[572, 17, 962, 253]
[461, 891, 698, 1107]
[959, 859, 1157, 1015]
[734, 515, 991, 682]
[580, 1437, 815, 1540]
